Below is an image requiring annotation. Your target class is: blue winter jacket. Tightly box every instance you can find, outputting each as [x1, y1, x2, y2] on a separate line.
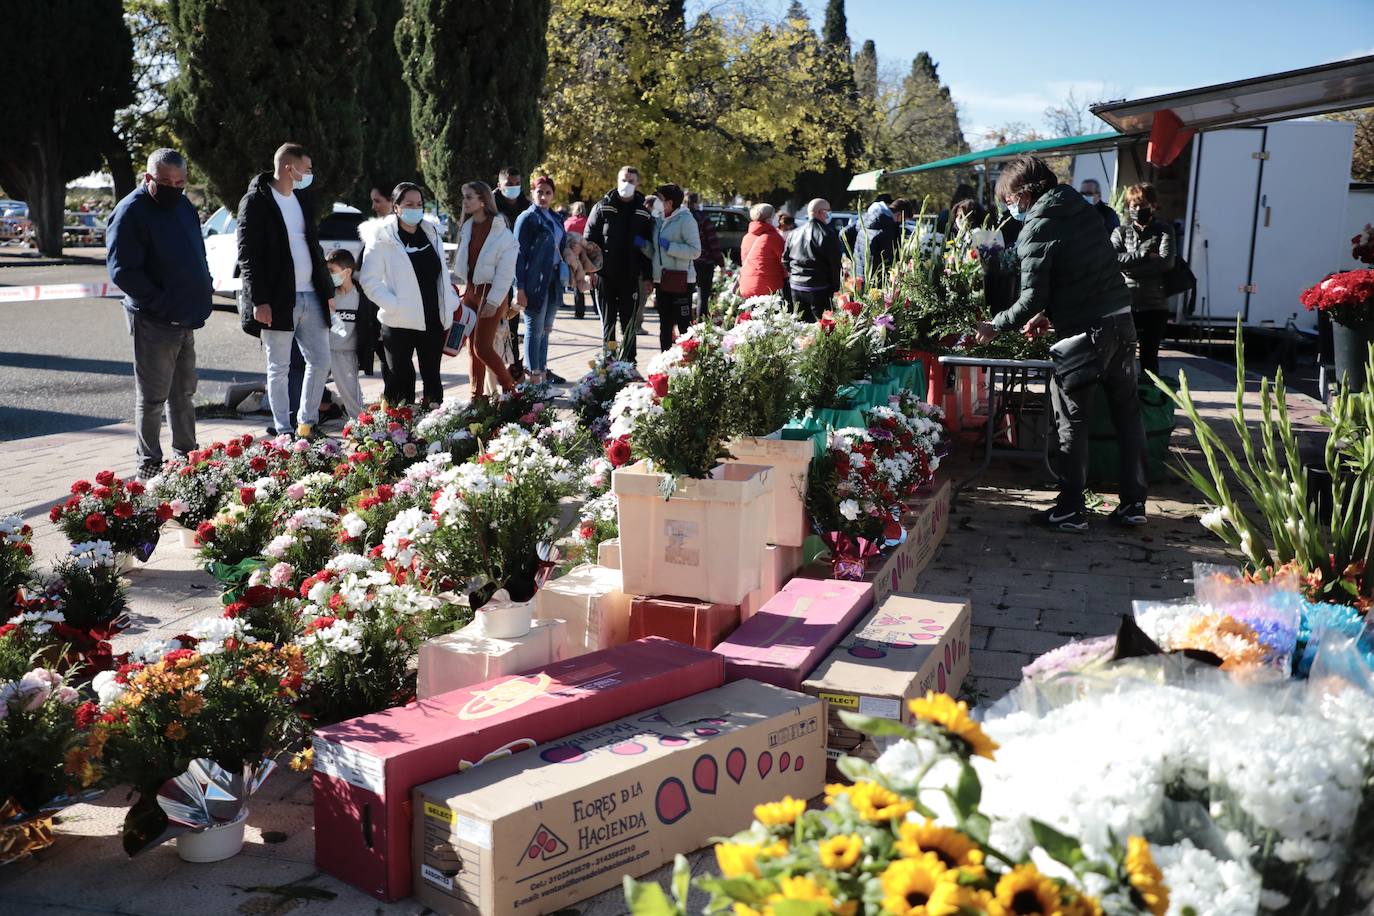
[106, 185, 213, 328]
[513, 205, 565, 306]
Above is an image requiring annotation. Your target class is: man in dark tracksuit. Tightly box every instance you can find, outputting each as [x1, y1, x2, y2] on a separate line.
[586, 166, 653, 365]
[977, 156, 1148, 531]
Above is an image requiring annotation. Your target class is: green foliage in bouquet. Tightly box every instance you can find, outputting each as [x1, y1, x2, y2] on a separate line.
[721, 298, 808, 437]
[797, 306, 868, 411]
[1158, 328, 1374, 610]
[632, 332, 738, 480]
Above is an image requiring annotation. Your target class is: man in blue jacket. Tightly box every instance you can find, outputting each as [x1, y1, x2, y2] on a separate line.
[106, 148, 213, 478]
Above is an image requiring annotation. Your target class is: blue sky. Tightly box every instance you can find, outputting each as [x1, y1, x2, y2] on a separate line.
[777, 0, 1374, 144]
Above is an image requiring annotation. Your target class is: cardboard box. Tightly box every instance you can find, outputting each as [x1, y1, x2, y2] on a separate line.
[802, 594, 971, 780]
[715, 578, 873, 690]
[797, 480, 950, 607]
[413, 680, 824, 916]
[629, 595, 740, 650]
[418, 618, 568, 700]
[740, 543, 804, 623]
[312, 638, 724, 901]
[597, 538, 620, 570]
[533, 564, 632, 657]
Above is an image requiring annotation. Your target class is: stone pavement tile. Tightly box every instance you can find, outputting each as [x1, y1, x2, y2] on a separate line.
[986, 627, 1071, 655]
[969, 625, 992, 650]
[1050, 570, 1135, 595]
[968, 604, 1040, 631]
[972, 648, 1034, 681]
[1001, 589, 1074, 612]
[966, 675, 1020, 704]
[1038, 608, 1125, 637]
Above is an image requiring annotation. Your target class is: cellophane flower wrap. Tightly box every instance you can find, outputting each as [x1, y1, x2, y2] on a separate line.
[423, 425, 579, 603]
[49, 470, 170, 559]
[627, 691, 1164, 916]
[86, 631, 307, 853]
[973, 653, 1374, 914]
[569, 354, 641, 442]
[1300, 269, 1374, 325]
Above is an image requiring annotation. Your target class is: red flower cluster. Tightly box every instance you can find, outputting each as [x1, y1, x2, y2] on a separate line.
[1353, 225, 1374, 266]
[646, 373, 670, 399]
[1300, 269, 1374, 324]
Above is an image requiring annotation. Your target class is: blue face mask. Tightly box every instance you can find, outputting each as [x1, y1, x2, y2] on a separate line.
[292, 172, 314, 191]
[1007, 201, 1025, 221]
[501, 185, 522, 200]
[399, 207, 424, 226]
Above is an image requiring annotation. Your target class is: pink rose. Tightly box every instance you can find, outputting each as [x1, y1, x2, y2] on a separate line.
[269, 562, 295, 588]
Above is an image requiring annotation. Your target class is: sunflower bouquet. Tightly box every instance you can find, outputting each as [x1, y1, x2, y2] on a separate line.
[626, 691, 1169, 916]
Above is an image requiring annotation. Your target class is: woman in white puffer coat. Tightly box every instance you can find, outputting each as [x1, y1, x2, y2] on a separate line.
[452, 181, 520, 398]
[358, 182, 462, 406]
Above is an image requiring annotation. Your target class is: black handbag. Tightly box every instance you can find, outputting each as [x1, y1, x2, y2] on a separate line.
[1049, 331, 1102, 392]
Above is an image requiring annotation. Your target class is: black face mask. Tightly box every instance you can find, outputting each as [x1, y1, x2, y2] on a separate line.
[1131, 206, 1153, 224]
[151, 182, 184, 208]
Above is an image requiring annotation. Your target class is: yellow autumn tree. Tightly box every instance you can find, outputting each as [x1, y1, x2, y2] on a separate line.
[541, 0, 851, 202]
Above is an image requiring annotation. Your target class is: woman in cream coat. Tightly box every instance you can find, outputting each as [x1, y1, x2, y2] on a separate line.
[358, 182, 462, 405]
[452, 181, 520, 398]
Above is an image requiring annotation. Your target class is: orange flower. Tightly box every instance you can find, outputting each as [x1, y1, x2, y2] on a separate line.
[164, 721, 188, 741]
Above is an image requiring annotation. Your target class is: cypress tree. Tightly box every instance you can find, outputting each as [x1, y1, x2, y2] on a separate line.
[352, 0, 418, 206]
[0, 0, 133, 256]
[397, 0, 551, 217]
[855, 39, 878, 103]
[795, 0, 858, 209]
[822, 0, 849, 53]
[164, 0, 368, 209]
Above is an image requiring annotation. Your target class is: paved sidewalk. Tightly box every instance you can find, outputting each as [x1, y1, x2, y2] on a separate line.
[0, 344, 1320, 915]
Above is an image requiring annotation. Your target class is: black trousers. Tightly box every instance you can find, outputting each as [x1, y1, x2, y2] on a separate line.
[693, 263, 715, 319]
[656, 288, 693, 351]
[1133, 309, 1169, 377]
[600, 277, 640, 365]
[381, 324, 445, 406]
[791, 289, 830, 322]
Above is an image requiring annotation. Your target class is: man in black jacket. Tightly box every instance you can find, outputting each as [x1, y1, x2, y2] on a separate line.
[586, 166, 653, 365]
[783, 198, 843, 321]
[236, 142, 336, 438]
[687, 191, 725, 320]
[106, 148, 213, 477]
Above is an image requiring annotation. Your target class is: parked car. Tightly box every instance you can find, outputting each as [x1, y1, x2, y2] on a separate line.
[699, 205, 749, 264]
[0, 200, 30, 243]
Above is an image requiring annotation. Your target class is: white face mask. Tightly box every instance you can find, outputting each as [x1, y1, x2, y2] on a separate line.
[617, 180, 636, 199]
[501, 185, 522, 200]
[651, 200, 665, 219]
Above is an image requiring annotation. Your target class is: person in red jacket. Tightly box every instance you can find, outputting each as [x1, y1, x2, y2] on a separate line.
[739, 203, 787, 298]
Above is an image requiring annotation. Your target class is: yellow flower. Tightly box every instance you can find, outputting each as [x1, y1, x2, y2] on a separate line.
[908, 692, 999, 760]
[1124, 836, 1169, 916]
[818, 833, 863, 870]
[754, 795, 806, 827]
[733, 905, 763, 916]
[848, 781, 913, 822]
[775, 875, 834, 906]
[993, 864, 1062, 915]
[714, 840, 787, 878]
[289, 747, 315, 772]
[880, 854, 966, 915]
[896, 819, 983, 869]
[1063, 892, 1105, 916]
[164, 721, 188, 741]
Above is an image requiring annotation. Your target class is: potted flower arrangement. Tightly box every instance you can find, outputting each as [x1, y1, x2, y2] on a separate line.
[807, 427, 907, 578]
[795, 304, 868, 419]
[719, 296, 815, 547]
[0, 665, 99, 864]
[149, 445, 239, 543]
[1301, 267, 1374, 391]
[569, 353, 642, 442]
[42, 540, 129, 675]
[626, 693, 1164, 916]
[609, 327, 776, 604]
[346, 403, 431, 475]
[1, 515, 35, 615]
[423, 426, 579, 637]
[48, 471, 172, 566]
[87, 629, 307, 860]
[294, 553, 460, 723]
[195, 476, 284, 591]
[259, 507, 340, 592]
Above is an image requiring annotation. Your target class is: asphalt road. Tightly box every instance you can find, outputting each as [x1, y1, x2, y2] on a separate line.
[0, 257, 264, 441]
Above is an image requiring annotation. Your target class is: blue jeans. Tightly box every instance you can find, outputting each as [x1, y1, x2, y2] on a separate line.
[522, 274, 562, 373]
[262, 292, 331, 431]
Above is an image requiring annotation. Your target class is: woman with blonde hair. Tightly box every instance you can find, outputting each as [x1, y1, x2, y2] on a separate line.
[452, 180, 519, 398]
[739, 202, 787, 298]
[1110, 182, 1175, 376]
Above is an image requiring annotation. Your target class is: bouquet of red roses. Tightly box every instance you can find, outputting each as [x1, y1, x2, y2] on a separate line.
[49, 471, 171, 560]
[1300, 269, 1374, 325]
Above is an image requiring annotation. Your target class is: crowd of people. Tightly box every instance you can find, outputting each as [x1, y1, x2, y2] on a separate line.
[104, 142, 1176, 536]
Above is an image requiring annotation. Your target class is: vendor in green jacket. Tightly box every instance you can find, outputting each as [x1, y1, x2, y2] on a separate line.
[975, 156, 1149, 532]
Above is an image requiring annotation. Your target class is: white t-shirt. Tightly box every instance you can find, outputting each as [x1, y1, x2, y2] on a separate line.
[271, 186, 315, 292]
